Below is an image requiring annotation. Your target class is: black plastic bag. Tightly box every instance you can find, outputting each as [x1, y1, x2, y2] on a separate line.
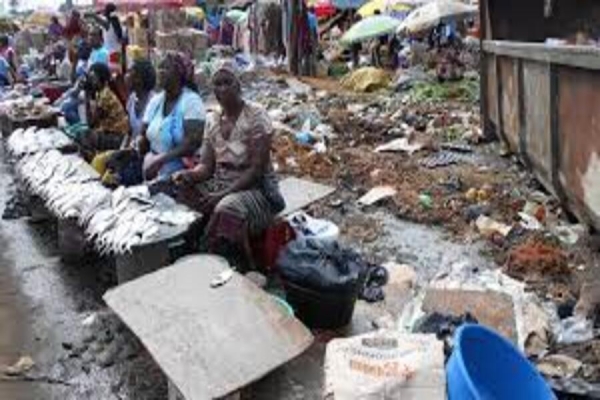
[277, 239, 365, 294]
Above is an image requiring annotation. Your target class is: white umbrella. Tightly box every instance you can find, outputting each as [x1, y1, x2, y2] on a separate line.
[397, 0, 477, 34]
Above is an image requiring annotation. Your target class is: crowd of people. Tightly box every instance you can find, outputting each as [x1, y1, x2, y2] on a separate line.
[1, 4, 288, 271]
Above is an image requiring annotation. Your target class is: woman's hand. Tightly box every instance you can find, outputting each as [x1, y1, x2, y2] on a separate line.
[198, 192, 225, 213]
[172, 169, 198, 186]
[138, 135, 150, 155]
[144, 155, 165, 180]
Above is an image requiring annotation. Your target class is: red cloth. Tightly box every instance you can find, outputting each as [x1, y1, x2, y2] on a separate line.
[64, 19, 86, 40]
[252, 220, 296, 272]
[38, 84, 68, 104]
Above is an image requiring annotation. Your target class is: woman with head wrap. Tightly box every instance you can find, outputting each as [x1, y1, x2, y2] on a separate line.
[139, 51, 205, 181]
[173, 65, 284, 270]
[84, 62, 129, 153]
[91, 59, 157, 186]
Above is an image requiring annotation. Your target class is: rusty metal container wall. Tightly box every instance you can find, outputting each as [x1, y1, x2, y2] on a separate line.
[522, 61, 553, 189]
[498, 56, 520, 150]
[557, 67, 600, 227]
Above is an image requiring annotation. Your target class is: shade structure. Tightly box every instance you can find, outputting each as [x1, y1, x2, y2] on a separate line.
[96, 0, 195, 11]
[24, 10, 57, 27]
[397, 0, 477, 34]
[332, 0, 368, 10]
[340, 15, 401, 45]
[224, 9, 248, 24]
[357, 0, 412, 17]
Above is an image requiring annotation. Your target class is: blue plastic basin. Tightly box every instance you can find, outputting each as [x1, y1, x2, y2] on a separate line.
[447, 324, 555, 400]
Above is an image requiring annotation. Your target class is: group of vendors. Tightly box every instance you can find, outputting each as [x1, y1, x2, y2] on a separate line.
[6, 4, 285, 271]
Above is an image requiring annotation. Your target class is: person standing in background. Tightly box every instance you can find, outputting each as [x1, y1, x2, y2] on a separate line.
[64, 10, 87, 41]
[88, 27, 109, 67]
[48, 16, 64, 42]
[88, 3, 125, 74]
[0, 35, 17, 78]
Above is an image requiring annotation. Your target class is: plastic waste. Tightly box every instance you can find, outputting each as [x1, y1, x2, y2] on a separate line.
[475, 215, 512, 237]
[358, 186, 397, 206]
[555, 316, 595, 345]
[419, 193, 433, 209]
[277, 238, 364, 293]
[286, 212, 340, 243]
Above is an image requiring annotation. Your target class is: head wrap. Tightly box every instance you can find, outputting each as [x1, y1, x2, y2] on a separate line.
[210, 60, 241, 87]
[163, 51, 196, 90]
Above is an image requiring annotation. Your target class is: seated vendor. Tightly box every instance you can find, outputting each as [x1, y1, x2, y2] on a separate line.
[84, 62, 129, 154]
[139, 52, 205, 181]
[173, 66, 285, 270]
[91, 59, 157, 187]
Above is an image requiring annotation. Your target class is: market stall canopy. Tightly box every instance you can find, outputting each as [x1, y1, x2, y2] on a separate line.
[333, 0, 368, 10]
[24, 10, 57, 27]
[96, 0, 195, 11]
[397, 0, 477, 34]
[340, 14, 401, 45]
[357, 0, 412, 17]
[224, 9, 248, 24]
[228, 0, 254, 9]
[184, 6, 205, 20]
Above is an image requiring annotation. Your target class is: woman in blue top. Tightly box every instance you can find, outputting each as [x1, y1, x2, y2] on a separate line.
[139, 52, 206, 181]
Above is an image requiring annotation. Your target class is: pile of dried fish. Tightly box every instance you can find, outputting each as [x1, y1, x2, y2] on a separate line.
[16, 150, 199, 254]
[8, 127, 73, 157]
[17, 150, 101, 219]
[83, 186, 198, 254]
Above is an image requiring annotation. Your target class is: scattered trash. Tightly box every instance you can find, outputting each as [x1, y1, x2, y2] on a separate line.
[440, 142, 473, 153]
[285, 77, 312, 96]
[324, 331, 446, 399]
[287, 212, 340, 242]
[575, 281, 600, 318]
[505, 240, 569, 282]
[549, 377, 600, 399]
[519, 212, 544, 231]
[555, 316, 595, 345]
[475, 215, 513, 237]
[414, 312, 477, 356]
[538, 354, 583, 379]
[420, 151, 469, 169]
[340, 67, 391, 93]
[551, 224, 587, 246]
[3, 356, 35, 377]
[383, 262, 417, 293]
[374, 137, 424, 154]
[463, 204, 490, 222]
[419, 193, 434, 209]
[210, 269, 234, 288]
[357, 186, 397, 206]
[360, 265, 389, 303]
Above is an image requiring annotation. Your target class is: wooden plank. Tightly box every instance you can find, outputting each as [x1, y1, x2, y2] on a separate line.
[483, 40, 600, 71]
[278, 177, 335, 217]
[104, 255, 314, 400]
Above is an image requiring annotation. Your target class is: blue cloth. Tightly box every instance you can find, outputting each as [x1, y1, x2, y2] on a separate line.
[89, 46, 109, 66]
[0, 56, 10, 86]
[307, 12, 318, 35]
[144, 89, 205, 178]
